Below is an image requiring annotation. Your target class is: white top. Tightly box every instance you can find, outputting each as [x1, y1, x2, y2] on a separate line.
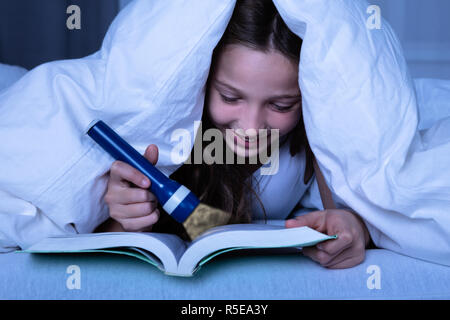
[250, 135, 314, 221]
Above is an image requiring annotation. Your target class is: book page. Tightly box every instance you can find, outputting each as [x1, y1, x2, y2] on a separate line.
[22, 232, 188, 274]
[177, 224, 336, 276]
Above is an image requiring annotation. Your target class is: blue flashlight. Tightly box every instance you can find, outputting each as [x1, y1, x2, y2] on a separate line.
[86, 120, 200, 224]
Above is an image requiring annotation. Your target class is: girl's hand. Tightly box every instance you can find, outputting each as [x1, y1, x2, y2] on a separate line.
[285, 209, 370, 269]
[104, 144, 160, 232]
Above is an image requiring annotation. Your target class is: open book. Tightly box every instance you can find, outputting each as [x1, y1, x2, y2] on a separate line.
[21, 222, 337, 277]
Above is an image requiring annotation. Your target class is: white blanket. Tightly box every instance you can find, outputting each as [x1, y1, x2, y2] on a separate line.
[0, 0, 449, 266]
[0, 63, 27, 92]
[276, 0, 450, 265]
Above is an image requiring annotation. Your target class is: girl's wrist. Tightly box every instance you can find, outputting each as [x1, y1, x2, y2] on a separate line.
[94, 218, 125, 232]
[356, 213, 372, 248]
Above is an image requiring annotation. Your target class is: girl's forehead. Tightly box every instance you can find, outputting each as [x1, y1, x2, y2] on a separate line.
[213, 45, 300, 95]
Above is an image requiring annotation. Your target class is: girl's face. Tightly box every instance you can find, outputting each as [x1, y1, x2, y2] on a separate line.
[207, 44, 302, 159]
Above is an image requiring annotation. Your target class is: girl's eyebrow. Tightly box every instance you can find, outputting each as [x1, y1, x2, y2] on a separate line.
[213, 79, 301, 99]
[213, 79, 243, 94]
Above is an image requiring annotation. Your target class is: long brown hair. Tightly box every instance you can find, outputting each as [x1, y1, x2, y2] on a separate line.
[154, 0, 313, 237]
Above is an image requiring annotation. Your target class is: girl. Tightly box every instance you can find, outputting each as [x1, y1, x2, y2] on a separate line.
[97, 0, 372, 269]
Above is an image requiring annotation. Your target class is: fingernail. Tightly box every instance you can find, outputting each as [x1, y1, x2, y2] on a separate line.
[142, 179, 149, 187]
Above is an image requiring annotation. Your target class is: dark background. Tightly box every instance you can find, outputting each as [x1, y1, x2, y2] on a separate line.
[0, 0, 119, 70]
[0, 0, 448, 79]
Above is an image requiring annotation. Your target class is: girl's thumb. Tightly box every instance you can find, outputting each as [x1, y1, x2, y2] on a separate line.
[285, 216, 307, 228]
[144, 144, 159, 165]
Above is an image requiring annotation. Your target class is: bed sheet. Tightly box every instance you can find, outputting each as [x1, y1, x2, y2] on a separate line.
[1, 248, 448, 299]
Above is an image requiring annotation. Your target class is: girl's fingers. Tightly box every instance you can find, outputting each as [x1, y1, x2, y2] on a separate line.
[316, 230, 353, 256]
[111, 201, 158, 219]
[302, 241, 348, 266]
[325, 254, 365, 269]
[106, 187, 157, 206]
[302, 246, 334, 265]
[302, 240, 365, 269]
[116, 210, 160, 232]
[109, 160, 150, 189]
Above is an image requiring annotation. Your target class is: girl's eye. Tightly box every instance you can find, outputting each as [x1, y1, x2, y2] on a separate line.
[271, 103, 294, 112]
[220, 94, 239, 104]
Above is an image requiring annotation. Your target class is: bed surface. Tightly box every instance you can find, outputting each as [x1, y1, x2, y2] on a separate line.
[1, 248, 448, 300]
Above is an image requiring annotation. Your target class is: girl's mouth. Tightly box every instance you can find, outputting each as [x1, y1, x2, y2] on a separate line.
[232, 130, 271, 149]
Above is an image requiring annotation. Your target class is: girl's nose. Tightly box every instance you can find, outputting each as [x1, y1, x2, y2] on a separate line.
[238, 104, 266, 134]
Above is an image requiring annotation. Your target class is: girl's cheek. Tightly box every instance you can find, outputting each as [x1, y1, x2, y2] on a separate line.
[207, 100, 236, 127]
[268, 109, 301, 136]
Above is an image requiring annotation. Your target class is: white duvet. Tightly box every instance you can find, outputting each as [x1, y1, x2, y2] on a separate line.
[0, 0, 449, 266]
